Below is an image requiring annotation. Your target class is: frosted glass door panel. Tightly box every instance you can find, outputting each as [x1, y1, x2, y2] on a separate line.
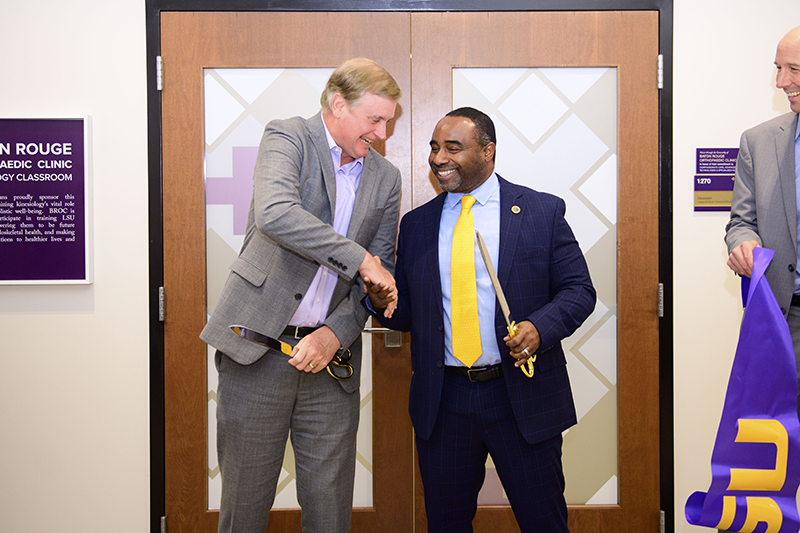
[454, 67, 619, 506]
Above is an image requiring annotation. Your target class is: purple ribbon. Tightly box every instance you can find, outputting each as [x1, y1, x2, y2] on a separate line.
[685, 247, 800, 532]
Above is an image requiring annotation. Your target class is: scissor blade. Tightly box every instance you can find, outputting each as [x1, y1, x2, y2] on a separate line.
[475, 231, 513, 328]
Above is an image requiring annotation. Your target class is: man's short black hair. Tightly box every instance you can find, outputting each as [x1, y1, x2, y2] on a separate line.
[446, 107, 497, 148]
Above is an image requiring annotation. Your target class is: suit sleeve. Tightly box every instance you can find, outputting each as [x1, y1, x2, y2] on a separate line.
[725, 131, 763, 253]
[526, 198, 596, 352]
[252, 120, 367, 280]
[362, 211, 415, 333]
[325, 166, 402, 348]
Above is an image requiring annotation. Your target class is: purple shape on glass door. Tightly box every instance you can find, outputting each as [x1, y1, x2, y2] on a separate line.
[205, 146, 258, 235]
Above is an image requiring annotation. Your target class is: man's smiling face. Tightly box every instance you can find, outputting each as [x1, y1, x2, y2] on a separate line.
[428, 116, 495, 194]
[330, 91, 396, 165]
[775, 26, 800, 113]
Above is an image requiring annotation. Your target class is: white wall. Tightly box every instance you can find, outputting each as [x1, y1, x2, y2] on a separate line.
[0, 1, 798, 532]
[0, 2, 150, 532]
[673, 1, 800, 531]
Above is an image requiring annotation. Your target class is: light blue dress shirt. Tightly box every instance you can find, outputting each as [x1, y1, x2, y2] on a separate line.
[795, 117, 800, 293]
[439, 173, 502, 367]
[289, 116, 362, 327]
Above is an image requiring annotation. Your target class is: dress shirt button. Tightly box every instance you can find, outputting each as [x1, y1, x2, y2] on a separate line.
[294, 293, 303, 301]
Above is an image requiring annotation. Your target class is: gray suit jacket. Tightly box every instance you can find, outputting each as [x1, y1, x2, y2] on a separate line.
[726, 112, 799, 314]
[201, 113, 401, 391]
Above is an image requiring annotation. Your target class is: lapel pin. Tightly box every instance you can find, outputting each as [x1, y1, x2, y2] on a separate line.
[511, 205, 521, 214]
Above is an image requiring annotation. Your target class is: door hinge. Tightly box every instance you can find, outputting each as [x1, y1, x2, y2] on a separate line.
[657, 283, 665, 318]
[156, 55, 163, 91]
[159, 286, 165, 322]
[660, 509, 666, 533]
[161, 515, 167, 533]
[657, 54, 664, 89]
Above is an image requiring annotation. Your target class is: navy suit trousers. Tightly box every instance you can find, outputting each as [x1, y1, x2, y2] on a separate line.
[416, 372, 569, 533]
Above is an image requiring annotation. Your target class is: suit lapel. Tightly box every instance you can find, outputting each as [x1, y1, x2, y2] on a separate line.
[776, 113, 799, 249]
[497, 176, 522, 286]
[309, 111, 376, 240]
[347, 150, 377, 240]
[424, 194, 446, 313]
[307, 113, 338, 223]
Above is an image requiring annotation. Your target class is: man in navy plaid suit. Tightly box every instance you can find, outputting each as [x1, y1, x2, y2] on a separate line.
[365, 107, 596, 532]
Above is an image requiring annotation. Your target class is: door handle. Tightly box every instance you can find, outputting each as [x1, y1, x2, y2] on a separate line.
[362, 327, 403, 348]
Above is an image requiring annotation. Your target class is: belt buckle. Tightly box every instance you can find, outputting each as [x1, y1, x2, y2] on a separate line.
[466, 367, 487, 383]
[290, 326, 303, 339]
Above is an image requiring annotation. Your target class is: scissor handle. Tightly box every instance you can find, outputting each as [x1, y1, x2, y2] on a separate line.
[508, 322, 535, 378]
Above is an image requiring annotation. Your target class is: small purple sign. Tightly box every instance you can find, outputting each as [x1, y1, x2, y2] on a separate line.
[694, 174, 735, 212]
[697, 148, 739, 175]
[695, 148, 738, 212]
[0, 118, 91, 284]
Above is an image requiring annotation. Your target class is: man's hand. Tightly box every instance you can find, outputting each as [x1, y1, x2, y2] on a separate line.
[503, 320, 541, 368]
[288, 325, 340, 374]
[360, 253, 397, 318]
[364, 276, 397, 318]
[727, 240, 760, 278]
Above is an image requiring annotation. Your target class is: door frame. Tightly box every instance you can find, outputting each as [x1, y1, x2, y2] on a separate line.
[144, 1, 674, 532]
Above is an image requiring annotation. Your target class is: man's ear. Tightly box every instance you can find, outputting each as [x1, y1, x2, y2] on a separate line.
[330, 92, 347, 119]
[483, 142, 496, 162]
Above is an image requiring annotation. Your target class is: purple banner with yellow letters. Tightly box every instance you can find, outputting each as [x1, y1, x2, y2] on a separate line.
[686, 247, 800, 533]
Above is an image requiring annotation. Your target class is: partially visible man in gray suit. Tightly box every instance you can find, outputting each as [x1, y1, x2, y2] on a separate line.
[201, 58, 402, 533]
[726, 25, 800, 404]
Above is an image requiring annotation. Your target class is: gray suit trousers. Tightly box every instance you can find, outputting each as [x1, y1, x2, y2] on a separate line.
[215, 344, 360, 533]
[788, 306, 800, 415]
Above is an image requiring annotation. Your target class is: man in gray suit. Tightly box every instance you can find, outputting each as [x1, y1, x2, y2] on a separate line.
[201, 58, 402, 533]
[726, 25, 800, 403]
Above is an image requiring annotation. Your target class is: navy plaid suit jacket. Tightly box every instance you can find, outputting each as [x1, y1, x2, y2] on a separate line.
[373, 176, 596, 444]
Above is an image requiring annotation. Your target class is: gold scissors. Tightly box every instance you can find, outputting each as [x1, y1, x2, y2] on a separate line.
[230, 325, 354, 380]
[475, 232, 535, 378]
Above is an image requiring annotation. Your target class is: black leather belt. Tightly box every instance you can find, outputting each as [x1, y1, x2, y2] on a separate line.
[445, 364, 504, 383]
[792, 294, 800, 307]
[280, 325, 354, 380]
[283, 325, 320, 338]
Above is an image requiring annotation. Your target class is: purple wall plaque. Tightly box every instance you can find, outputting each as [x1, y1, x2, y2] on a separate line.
[695, 148, 738, 212]
[696, 148, 739, 175]
[694, 174, 735, 212]
[0, 118, 91, 284]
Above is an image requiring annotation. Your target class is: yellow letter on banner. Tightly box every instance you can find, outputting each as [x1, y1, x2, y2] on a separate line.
[740, 497, 783, 533]
[715, 496, 736, 531]
[715, 496, 783, 532]
[728, 419, 788, 491]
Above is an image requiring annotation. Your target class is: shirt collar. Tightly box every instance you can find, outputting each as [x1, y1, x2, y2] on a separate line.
[795, 113, 800, 142]
[321, 114, 364, 169]
[444, 172, 499, 210]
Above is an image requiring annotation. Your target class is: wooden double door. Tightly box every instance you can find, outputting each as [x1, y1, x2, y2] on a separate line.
[161, 10, 660, 533]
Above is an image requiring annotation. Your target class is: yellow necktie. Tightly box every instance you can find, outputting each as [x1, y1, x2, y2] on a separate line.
[451, 195, 482, 367]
